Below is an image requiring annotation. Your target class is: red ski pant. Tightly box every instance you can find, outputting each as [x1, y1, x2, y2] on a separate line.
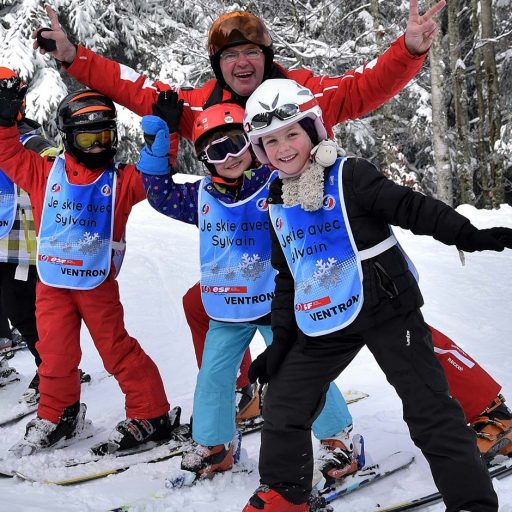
[429, 326, 500, 422]
[35, 274, 170, 424]
[183, 282, 252, 389]
[183, 281, 501, 422]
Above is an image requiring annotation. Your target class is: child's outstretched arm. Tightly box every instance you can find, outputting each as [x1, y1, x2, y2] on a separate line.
[0, 77, 45, 193]
[350, 158, 512, 252]
[138, 114, 200, 226]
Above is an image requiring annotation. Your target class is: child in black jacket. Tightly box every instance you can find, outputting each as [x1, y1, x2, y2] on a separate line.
[241, 78, 512, 512]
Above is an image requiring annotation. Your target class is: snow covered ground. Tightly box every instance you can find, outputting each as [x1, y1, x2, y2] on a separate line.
[1, 174, 511, 511]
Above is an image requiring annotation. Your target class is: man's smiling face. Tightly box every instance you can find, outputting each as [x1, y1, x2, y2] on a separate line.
[219, 43, 266, 97]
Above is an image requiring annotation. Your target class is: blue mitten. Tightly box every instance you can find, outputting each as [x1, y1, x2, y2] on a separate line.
[137, 115, 170, 175]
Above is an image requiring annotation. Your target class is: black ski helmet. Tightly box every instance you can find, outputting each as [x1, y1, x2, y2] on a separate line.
[57, 89, 117, 168]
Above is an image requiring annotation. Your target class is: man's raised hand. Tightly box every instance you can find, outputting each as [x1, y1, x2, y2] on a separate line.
[404, 0, 446, 56]
[32, 5, 77, 64]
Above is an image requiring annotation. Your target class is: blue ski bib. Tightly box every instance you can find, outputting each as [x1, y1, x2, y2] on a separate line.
[269, 158, 364, 336]
[37, 156, 116, 290]
[199, 173, 277, 321]
[0, 134, 36, 239]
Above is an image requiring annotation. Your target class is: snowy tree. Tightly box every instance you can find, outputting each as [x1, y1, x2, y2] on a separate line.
[1, 0, 511, 200]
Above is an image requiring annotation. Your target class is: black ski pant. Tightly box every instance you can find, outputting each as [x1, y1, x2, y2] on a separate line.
[0, 263, 40, 366]
[259, 310, 498, 512]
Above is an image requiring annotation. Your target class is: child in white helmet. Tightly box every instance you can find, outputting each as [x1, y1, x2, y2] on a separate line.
[241, 78, 510, 512]
[138, 95, 357, 479]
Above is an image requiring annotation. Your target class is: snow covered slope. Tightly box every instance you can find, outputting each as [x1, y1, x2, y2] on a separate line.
[1, 175, 511, 511]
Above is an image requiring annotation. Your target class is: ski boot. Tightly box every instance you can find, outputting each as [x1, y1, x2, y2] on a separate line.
[181, 430, 242, 478]
[9, 401, 88, 456]
[0, 357, 20, 387]
[314, 426, 365, 489]
[19, 368, 91, 407]
[471, 394, 512, 462]
[9, 328, 27, 350]
[236, 383, 265, 432]
[79, 368, 92, 383]
[92, 406, 189, 455]
[18, 371, 40, 405]
[242, 486, 309, 512]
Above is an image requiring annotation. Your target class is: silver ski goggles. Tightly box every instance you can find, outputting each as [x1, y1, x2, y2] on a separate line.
[200, 133, 250, 164]
[248, 98, 319, 130]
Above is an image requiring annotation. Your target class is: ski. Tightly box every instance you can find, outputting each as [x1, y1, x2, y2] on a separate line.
[0, 342, 28, 359]
[0, 402, 38, 427]
[309, 451, 415, 512]
[11, 436, 192, 485]
[370, 459, 512, 512]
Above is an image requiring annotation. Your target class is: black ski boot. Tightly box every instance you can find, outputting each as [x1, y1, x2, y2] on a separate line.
[0, 357, 20, 387]
[19, 371, 40, 405]
[92, 406, 190, 455]
[10, 401, 88, 456]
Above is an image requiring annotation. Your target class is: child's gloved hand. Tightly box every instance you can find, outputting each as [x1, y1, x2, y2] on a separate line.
[0, 75, 28, 127]
[137, 115, 170, 175]
[248, 341, 293, 384]
[456, 227, 512, 252]
[152, 90, 184, 134]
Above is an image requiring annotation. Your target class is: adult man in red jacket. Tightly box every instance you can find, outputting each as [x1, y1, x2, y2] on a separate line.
[33, 2, 512, 457]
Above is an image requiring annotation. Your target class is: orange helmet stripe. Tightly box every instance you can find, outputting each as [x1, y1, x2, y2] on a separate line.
[72, 105, 113, 117]
[69, 91, 104, 102]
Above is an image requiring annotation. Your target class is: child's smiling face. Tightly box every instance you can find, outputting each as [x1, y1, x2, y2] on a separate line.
[260, 122, 313, 177]
[213, 148, 253, 180]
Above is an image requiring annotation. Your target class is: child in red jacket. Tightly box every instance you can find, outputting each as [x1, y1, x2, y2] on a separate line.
[0, 79, 178, 455]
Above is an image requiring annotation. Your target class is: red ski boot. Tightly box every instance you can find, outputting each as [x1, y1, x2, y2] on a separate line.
[242, 486, 309, 511]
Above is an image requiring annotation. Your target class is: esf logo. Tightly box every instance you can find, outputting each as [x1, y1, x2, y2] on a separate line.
[202, 203, 210, 215]
[101, 184, 112, 196]
[256, 197, 268, 212]
[51, 183, 61, 193]
[322, 194, 336, 210]
[275, 217, 283, 231]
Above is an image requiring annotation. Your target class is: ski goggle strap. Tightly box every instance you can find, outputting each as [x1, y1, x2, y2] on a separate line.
[200, 133, 250, 164]
[248, 98, 319, 131]
[73, 128, 116, 150]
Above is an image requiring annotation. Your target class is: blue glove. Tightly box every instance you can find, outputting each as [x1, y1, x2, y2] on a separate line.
[137, 115, 170, 175]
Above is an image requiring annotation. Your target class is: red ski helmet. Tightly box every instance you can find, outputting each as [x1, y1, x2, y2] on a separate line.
[193, 103, 245, 154]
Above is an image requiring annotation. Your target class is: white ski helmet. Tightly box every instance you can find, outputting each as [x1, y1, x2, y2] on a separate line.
[244, 78, 327, 164]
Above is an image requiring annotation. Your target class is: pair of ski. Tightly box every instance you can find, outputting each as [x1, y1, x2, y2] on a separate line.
[0, 389, 370, 486]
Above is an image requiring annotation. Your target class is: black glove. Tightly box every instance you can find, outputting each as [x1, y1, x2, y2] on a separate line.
[36, 28, 57, 52]
[0, 75, 28, 127]
[456, 227, 512, 253]
[152, 90, 184, 133]
[248, 341, 293, 384]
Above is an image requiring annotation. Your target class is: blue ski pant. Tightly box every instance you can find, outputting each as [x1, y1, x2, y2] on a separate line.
[192, 319, 351, 446]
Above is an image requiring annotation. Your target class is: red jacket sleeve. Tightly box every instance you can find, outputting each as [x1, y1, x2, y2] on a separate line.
[288, 35, 426, 134]
[0, 125, 47, 194]
[65, 46, 208, 142]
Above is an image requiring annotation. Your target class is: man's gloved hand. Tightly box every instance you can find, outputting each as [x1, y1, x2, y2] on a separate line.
[456, 227, 512, 252]
[248, 341, 293, 384]
[0, 75, 28, 127]
[152, 90, 184, 133]
[137, 115, 170, 175]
